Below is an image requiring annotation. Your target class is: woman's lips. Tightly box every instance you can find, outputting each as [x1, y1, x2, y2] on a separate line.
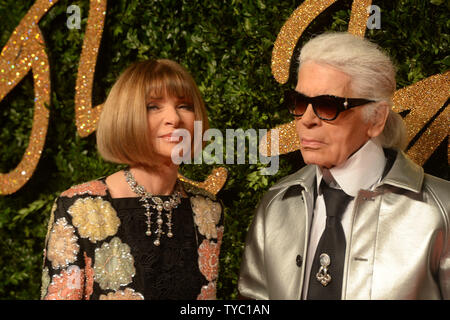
[300, 138, 324, 149]
[159, 133, 182, 143]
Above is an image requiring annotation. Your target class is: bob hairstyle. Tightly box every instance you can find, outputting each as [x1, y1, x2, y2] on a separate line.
[96, 59, 209, 167]
[298, 32, 407, 150]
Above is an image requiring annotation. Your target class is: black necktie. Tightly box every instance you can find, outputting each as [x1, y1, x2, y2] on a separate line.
[307, 180, 353, 300]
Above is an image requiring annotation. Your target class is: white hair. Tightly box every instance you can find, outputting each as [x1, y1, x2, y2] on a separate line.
[298, 32, 407, 150]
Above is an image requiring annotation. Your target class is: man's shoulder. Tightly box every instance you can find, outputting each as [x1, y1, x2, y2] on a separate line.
[255, 164, 315, 208]
[423, 173, 450, 214]
[423, 173, 450, 189]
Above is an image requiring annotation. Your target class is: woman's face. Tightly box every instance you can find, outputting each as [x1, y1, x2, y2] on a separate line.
[146, 94, 196, 165]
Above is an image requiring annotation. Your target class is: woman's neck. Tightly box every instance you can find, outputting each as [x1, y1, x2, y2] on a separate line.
[129, 163, 179, 195]
[105, 162, 180, 198]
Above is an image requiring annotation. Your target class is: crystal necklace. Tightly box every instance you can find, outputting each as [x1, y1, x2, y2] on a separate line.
[124, 169, 182, 246]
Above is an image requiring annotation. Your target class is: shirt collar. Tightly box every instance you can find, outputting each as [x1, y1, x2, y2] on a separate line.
[316, 139, 387, 197]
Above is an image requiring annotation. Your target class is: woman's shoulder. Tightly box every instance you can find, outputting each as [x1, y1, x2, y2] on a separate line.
[59, 178, 108, 199]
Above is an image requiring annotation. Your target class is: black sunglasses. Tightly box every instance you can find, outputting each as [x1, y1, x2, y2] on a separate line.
[284, 90, 376, 121]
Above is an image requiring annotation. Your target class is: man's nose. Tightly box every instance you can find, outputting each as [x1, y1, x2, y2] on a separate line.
[299, 104, 320, 127]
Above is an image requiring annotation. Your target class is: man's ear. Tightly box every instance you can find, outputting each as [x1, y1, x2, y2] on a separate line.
[367, 102, 389, 138]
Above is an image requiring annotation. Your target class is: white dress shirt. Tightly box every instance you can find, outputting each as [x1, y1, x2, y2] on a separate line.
[302, 139, 387, 299]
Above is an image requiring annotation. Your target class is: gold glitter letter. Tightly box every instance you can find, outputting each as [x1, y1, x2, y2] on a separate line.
[0, 0, 56, 195]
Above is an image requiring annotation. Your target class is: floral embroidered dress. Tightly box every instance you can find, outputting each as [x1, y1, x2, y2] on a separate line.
[41, 178, 223, 300]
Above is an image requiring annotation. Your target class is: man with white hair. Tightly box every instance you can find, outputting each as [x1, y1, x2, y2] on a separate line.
[238, 32, 449, 300]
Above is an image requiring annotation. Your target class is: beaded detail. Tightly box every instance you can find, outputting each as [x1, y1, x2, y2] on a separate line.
[41, 178, 224, 300]
[93, 237, 136, 291]
[124, 169, 181, 246]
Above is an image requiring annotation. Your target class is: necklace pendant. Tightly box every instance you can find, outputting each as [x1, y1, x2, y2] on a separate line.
[124, 169, 182, 246]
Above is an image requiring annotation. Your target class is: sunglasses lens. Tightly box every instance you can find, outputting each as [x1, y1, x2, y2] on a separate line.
[315, 97, 339, 120]
[285, 91, 307, 116]
[293, 97, 308, 116]
[285, 91, 343, 120]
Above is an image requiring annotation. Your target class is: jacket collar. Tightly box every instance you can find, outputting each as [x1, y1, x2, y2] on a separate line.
[269, 164, 316, 193]
[378, 150, 424, 193]
[268, 150, 424, 194]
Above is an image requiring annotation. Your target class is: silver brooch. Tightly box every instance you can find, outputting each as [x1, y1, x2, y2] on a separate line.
[316, 253, 332, 286]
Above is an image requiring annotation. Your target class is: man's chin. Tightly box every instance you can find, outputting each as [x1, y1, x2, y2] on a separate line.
[301, 149, 320, 163]
[301, 151, 334, 168]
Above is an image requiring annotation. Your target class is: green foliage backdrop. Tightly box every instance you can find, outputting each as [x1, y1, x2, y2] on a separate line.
[0, 0, 448, 299]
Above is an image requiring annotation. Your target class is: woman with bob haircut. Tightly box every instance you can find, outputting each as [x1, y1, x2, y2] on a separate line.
[41, 59, 224, 300]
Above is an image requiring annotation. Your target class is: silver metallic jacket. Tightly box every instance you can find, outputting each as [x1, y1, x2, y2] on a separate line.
[238, 151, 449, 299]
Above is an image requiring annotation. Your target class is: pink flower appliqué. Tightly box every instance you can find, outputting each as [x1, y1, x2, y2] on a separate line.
[61, 180, 107, 198]
[84, 253, 94, 300]
[197, 282, 217, 300]
[198, 226, 224, 282]
[46, 218, 79, 269]
[44, 265, 84, 300]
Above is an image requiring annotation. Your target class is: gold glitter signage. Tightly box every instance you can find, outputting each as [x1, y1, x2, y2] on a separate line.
[0, 0, 56, 195]
[0, 0, 110, 195]
[392, 73, 449, 165]
[75, 0, 106, 138]
[178, 167, 228, 199]
[0, 0, 447, 195]
[266, 0, 449, 167]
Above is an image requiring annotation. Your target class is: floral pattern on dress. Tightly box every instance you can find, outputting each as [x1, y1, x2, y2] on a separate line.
[42, 201, 57, 270]
[41, 267, 50, 299]
[47, 217, 80, 269]
[198, 226, 224, 281]
[44, 201, 57, 246]
[60, 180, 107, 198]
[191, 195, 221, 239]
[68, 197, 120, 243]
[99, 288, 144, 300]
[84, 252, 94, 300]
[196, 226, 224, 300]
[44, 265, 84, 300]
[42, 178, 224, 300]
[94, 237, 136, 291]
[197, 281, 217, 300]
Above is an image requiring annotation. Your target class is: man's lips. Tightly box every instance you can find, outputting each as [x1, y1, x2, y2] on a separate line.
[300, 138, 325, 148]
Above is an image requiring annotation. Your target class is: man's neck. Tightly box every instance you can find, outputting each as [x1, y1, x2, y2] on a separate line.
[316, 139, 387, 196]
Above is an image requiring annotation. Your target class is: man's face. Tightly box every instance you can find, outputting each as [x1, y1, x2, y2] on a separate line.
[294, 61, 374, 169]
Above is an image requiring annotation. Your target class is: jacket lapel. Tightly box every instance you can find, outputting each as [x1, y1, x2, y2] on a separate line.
[266, 166, 316, 299]
[343, 150, 425, 299]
